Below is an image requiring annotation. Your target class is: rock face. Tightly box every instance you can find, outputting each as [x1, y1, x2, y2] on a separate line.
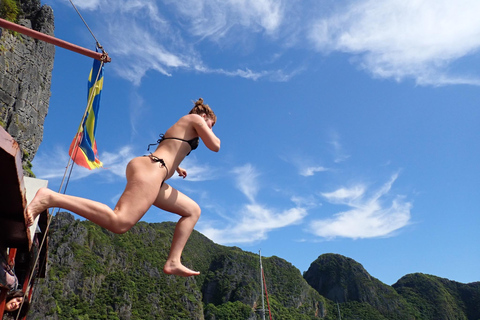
[29, 213, 328, 320]
[304, 253, 480, 320]
[24, 213, 480, 320]
[30, 214, 205, 320]
[393, 273, 480, 320]
[304, 253, 417, 319]
[304, 253, 370, 304]
[0, 0, 55, 175]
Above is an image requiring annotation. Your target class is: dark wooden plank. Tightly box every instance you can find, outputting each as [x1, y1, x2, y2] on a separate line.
[0, 126, 29, 249]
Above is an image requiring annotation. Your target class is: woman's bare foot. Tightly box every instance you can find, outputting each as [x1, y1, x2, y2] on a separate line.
[25, 187, 53, 227]
[163, 259, 200, 277]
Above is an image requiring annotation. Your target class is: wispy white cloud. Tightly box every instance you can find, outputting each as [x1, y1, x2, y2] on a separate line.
[290, 195, 320, 209]
[128, 90, 145, 137]
[328, 131, 350, 163]
[231, 163, 260, 202]
[195, 65, 299, 82]
[171, 157, 218, 182]
[32, 141, 219, 186]
[201, 204, 307, 244]
[105, 18, 193, 85]
[64, 0, 288, 85]
[283, 152, 330, 177]
[32, 145, 95, 180]
[309, 173, 412, 239]
[32, 145, 135, 181]
[199, 163, 307, 244]
[69, 0, 101, 11]
[166, 0, 285, 39]
[300, 166, 328, 177]
[321, 185, 366, 206]
[202, 67, 267, 81]
[100, 146, 136, 177]
[62, 0, 480, 86]
[308, 0, 480, 85]
[70, 0, 164, 22]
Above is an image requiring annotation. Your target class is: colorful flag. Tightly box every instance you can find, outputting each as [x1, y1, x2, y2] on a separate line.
[69, 58, 104, 169]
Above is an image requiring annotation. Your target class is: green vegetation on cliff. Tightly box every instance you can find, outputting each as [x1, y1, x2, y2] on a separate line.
[31, 213, 330, 320]
[0, 0, 21, 22]
[30, 213, 479, 320]
[393, 273, 480, 320]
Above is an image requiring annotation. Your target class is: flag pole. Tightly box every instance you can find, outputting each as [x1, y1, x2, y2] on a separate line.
[0, 18, 111, 62]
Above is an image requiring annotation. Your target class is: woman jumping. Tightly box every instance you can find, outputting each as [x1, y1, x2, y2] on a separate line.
[26, 98, 220, 277]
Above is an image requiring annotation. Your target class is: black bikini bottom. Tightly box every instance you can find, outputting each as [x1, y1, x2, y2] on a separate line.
[146, 154, 168, 186]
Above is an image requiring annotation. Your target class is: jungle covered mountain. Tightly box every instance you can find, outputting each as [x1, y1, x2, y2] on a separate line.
[29, 212, 479, 320]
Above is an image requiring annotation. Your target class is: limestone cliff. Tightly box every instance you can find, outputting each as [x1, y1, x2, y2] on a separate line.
[26, 213, 480, 320]
[393, 273, 480, 320]
[304, 254, 417, 319]
[30, 212, 328, 320]
[304, 253, 480, 320]
[0, 0, 55, 176]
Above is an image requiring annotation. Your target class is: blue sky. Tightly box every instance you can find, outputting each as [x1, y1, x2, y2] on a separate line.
[32, 0, 479, 286]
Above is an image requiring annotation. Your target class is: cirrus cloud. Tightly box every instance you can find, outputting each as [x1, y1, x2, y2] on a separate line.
[309, 173, 412, 239]
[308, 0, 480, 85]
[199, 163, 308, 244]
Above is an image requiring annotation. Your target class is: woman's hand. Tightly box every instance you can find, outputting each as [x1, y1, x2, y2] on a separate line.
[176, 167, 187, 178]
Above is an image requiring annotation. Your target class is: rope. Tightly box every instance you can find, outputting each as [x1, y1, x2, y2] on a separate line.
[15, 60, 105, 320]
[262, 267, 273, 320]
[68, 0, 105, 52]
[4, 2, 108, 318]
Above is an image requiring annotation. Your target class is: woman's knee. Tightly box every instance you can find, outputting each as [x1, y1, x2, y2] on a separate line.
[109, 219, 136, 234]
[187, 202, 201, 220]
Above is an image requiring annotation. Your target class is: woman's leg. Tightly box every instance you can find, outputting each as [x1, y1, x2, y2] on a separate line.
[26, 157, 165, 233]
[153, 183, 201, 277]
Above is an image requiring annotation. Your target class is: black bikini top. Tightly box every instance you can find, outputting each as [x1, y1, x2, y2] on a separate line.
[148, 134, 199, 156]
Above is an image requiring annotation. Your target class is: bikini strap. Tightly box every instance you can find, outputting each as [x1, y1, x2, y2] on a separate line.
[147, 133, 197, 156]
[147, 134, 165, 152]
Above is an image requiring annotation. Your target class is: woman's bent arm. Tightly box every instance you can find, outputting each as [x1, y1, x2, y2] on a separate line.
[192, 115, 221, 152]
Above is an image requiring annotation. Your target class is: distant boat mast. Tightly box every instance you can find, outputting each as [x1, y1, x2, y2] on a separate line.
[259, 250, 266, 320]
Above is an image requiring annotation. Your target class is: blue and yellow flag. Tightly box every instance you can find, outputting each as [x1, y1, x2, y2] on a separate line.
[69, 59, 104, 169]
